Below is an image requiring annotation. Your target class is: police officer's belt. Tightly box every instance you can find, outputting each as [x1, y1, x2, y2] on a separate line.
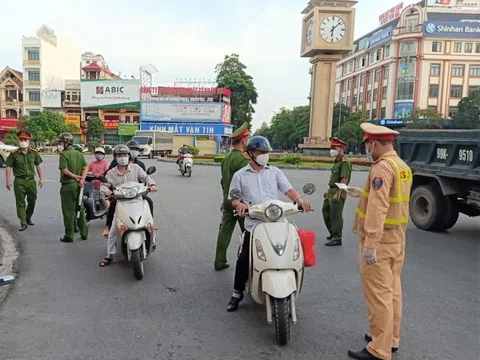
[15, 175, 34, 180]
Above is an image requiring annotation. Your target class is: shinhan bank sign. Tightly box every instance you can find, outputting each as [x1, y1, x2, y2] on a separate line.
[423, 21, 480, 38]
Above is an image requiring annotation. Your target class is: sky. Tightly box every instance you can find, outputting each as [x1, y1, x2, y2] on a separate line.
[0, 0, 417, 131]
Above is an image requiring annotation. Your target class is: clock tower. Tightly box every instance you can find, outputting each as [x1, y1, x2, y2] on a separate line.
[299, 0, 357, 155]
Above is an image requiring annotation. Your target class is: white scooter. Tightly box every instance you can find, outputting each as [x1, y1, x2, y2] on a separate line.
[99, 167, 157, 280]
[230, 183, 316, 346]
[179, 154, 193, 177]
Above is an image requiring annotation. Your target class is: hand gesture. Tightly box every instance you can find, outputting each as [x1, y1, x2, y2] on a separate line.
[362, 247, 377, 265]
[333, 190, 341, 201]
[150, 185, 158, 193]
[235, 202, 248, 217]
[297, 199, 312, 212]
[346, 186, 362, 198]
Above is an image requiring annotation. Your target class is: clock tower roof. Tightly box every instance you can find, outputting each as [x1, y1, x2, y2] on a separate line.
[302, 0, 357, 14]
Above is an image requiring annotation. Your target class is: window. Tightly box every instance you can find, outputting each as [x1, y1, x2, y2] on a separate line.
[370, 52, 375, 64]
[381, 107, 386, 118]
[385, 45, 391, 58]
[430, 64, 441, 76]
[376, 49, 382, 61]
[360, 75, 365, 86]
[353, 77, 357, 88]
[347, 79, 352, 90]
[349, 62, 353, 72]
[382, 86, 387, 99]
[373, 89, 378, 101]
[346, 96, 350, 106]
[362, 56, 367, 67]
[356, 58, 361, 69]
[372, 109, 377, 120]
[133, 116, 140, 123]
[353, 95, 358, 105]
[396, 81, 414, 100]
[384, 66, 389, 79]
[28, 91, 40, 102]
[400, 41, 417, 56]
[476, 43, 480, 53]
[28, 70, 40, 81]
[359, 92, 363, 103]
[27, 49, 40, 61]
[368, 72, 373, 84]
[344, 64, 348, 74]
[451, 65, 464, 77]
[469, 86, 480, 96]
[469, 65, 480, 77]
[29, 111, 41, 117]
[465, 43, 473, 53]
[432, 41, 442, 52]
[367, 90, 371, 102]
[86, 60, 91, 64]
[450, 85, 463, 98]
[375, 69, 381, 82]
[453, 42, 462, 53]
[429, 84, 439, 97]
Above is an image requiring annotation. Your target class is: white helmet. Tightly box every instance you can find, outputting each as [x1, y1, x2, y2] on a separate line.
[94, 147, 105, 154]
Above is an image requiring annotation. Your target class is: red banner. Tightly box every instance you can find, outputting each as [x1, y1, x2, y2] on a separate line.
[103, 120, 119, 129]
[0, 118, 18, 131]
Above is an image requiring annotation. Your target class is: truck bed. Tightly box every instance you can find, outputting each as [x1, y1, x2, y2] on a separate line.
[396, 129, 480, 182]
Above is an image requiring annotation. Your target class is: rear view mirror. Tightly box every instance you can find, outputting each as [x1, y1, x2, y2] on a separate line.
[146, 166, 156, 175]
[230, 188, 242, 200]
[0, 275, 14, 287]
[302, 183, 316, 195]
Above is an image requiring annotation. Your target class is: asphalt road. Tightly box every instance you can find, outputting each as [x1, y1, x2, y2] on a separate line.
[0, 156, 478, 360]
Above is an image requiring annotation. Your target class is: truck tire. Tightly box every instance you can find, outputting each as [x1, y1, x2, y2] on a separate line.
[410, 185, 445, 231]
[443, 195, 459, 230]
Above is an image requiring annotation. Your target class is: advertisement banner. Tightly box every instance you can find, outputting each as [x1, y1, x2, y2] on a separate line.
[41, 90, 62, 108]
[64, 114, 81, 134]
[394, 102, 414, 119]
[139, 122, 233, 136]
[141, 86, 231, 97]
[81, 79, 140, 108]
[141, 101, 222, 122]
[0, 118, 17, 131]
[118, 123, 139, 136]
[423, 21, 480, 37]
[222, 103, 231, 124]
[426, 0, 480, 8]
[103, 120, 119, 130]
[365, 25, 393, 50]
[378, 3, 403, 26]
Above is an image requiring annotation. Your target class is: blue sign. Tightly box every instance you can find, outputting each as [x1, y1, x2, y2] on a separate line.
[139, 122, 233, 136]
[365, 26, 393, 50]
[394, 102, 414, 119]
[379, 119, 405, 126]
[423, 21, 480, 38]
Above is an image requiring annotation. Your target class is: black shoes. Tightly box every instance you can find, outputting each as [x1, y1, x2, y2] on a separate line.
[325, 239, 342, 246]
[364, 334, 398, 353]
[227, 292, 244, 312]
[60, 236, 73, 243]
[19, 224, 28, 231]
[347, 348, 382, 360]
[214, 264, 230, 271]
[27, 220, 34, 226]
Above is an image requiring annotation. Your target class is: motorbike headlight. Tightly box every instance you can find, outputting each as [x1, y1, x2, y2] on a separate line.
[255, 239, 267, 261]
[264, 204, 283, 221]
[293, 237, 300, 261]
[121, 186, 139, 199]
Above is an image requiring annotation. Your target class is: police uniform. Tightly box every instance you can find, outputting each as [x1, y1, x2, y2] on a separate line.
[214, 122, 250, 270]
[58, 136, 89, 242]
[348, 123, 412, 360]
[322, 137, 352, 246]
[5, 131, 43, 231]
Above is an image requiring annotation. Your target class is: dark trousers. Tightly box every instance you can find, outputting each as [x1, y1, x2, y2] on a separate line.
[234, 230, 251, 292]
[105, 196, 154, 228]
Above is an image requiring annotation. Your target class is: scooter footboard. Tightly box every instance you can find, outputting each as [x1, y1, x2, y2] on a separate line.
[261, 270, 297, 299]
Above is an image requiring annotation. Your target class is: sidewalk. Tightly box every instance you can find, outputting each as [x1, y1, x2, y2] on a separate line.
[0, 219, 19, 304]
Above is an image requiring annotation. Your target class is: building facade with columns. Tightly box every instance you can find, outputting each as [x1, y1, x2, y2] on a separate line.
[335, 3, 480, 121]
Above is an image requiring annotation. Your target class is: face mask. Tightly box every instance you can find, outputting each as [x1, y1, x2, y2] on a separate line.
[19, 141, 29, 149]
[330, 149, 339, 158]
[57, 145, 64, 153]
[95, 154, 105, 161]
[116, 156, 129, 166]
[255, 153, 269, 166]
[130, 150, 139, 158]
[366, 142, 375, 162]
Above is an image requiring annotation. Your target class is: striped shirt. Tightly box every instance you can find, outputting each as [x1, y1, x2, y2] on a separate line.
[101, 163, 155, 193]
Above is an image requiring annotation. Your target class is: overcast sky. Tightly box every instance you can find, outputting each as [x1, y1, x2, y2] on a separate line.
[0, 0, 417, 130]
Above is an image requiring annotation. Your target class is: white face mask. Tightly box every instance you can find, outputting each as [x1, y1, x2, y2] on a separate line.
[19, 141, 29, 149]
[255, 153, 269, 166]
[95, 154, 105, 161]
[330, 149, 339, 158]
[116, 156, 129, 166]
[57, 145, 64, 153]
[365, 142, 375, 162]
[130, 150, 139, 158]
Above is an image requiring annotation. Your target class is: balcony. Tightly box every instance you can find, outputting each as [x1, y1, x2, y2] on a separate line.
[63, 100, 80, 107]
[24, 101, 41, 106]
[23, 60, 40, 66]
[23, 80, 41, 86]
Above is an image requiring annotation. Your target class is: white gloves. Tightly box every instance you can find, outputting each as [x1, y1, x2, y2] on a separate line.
[346, 186, 362, 198]
[362, 247, 377, 265]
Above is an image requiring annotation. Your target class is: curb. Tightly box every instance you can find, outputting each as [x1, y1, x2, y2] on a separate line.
[156, 158, 370, 172]
[0, 221, 19, 305]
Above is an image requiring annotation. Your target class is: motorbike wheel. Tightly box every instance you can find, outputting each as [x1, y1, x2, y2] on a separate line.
[273, 297, 291, 346]
[131, 249, 144, 280]
[187, 167, 192, 177]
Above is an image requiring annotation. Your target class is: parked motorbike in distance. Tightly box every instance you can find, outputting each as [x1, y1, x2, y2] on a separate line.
[97, 166, 157, 280]
[179, 154, 193, 177]
[0, 275, 14, 287]
[83, 174, 108, 222]
[230, 183, 316, 346]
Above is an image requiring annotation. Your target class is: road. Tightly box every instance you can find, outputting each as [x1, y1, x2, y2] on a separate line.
[0, 156, 478, 360]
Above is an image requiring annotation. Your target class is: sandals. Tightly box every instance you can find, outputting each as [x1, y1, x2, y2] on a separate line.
[99, 257, 113, 267]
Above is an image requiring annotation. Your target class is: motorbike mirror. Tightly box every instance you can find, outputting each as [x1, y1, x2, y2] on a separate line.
[0, 275, 14, 287]
[302, 183, 316, 195]
[229, 188, 242, 200]
[146, 166, 156, 175]
[97, 176, 108, 183]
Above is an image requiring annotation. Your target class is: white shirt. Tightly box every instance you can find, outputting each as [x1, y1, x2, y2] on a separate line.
[101, 163, 155, 193]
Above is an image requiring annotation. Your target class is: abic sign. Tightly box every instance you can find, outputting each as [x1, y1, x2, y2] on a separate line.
[423, 21, 480, 37]
[96, 86, 124, 94]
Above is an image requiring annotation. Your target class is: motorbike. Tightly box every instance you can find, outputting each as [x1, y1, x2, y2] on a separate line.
[230, 183, 316, 346]
[98, 166, 157, 280]
[178, 154, 193, 177]
[83, 174, 108, 222]
[0, 275, 14, 287]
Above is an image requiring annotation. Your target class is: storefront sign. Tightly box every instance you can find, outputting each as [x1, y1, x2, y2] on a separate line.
[379, 119, 405, 126]
[81, 79, 140, 108]
[423, 20, 480, 37]
[64, 114, 81, 134]
[0, 118, 17, 131]
[41, 90, 62, 108]
[426, 0, 479, 9]
[141, 86, 231, 97]
[394, 102, 414, 119]
[365, 25, 393, 50]
[140, 122, 233, 136]
[378, 3, 403, 26]
[103, 120, 119, 130]
[141, 101, 222, 122]
[118, 123, 139, 136]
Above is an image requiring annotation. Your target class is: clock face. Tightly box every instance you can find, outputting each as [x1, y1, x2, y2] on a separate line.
[320, 16, 346, 43]
[306, 19, 313, 47]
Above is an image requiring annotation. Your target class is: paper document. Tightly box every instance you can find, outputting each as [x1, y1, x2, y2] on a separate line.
[334, 182, 348, 190]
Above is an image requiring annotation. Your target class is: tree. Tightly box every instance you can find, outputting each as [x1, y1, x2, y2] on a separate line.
[215, 54, 258, 129]
[4, 128, 20, 146]
[65, 123, 80, 135]
[334, 111, 366, 152]
[453, 90, 480, 129]
[26, 110, 68, 145]
[254, 121, 273, 139]
[332, 102, 351, 134]
[87, 116, 106, 141]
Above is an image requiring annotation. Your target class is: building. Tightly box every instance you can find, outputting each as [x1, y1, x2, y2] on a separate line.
[21, 25, 80, 117]
[335, 1, 480, 122]
[0, 67, 23, 139]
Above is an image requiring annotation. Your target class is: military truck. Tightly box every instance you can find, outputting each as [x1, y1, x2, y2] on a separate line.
[396, 129, 480, 231]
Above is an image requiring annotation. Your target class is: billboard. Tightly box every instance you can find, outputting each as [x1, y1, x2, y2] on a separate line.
[365, 25, 393, 50]
[0, 118, 17, 131]
[140, 122, 233, 136]
[394, 102, 414, 119]
[81, 79, 140, 109]
[141, 86, 231, 97]
[222, 103, 231, 124]
[64, 114, 81, 134]
[41, 90, 62, 108]
[378, 3, 404, 26]
[423, 21, 480, 37]
[426, 0, 480, 8]
[118, 123, 139, 136]
[103, 120, 119, 130]
[141, 101, 223, 123]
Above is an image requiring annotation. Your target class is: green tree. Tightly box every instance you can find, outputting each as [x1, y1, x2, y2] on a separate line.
[87, 116, 106, 141]
[4, 128, 20, 146]
[405, 107, 446, 129]
[25, 110, 68, 145]
[65, 123, 80, 135]
[334, 111, 365, 151]
[332, 102, 351, 134]
[215, 54, 258, 129]
[453, 90, 480, 129]
[254, 121, 273, 139]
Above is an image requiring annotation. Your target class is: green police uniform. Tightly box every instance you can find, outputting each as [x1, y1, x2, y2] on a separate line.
[59, 145, 88, 242]
[322, 153, 352, 242]
[5, 148, 42, 227]
[214, 122, 250, 270]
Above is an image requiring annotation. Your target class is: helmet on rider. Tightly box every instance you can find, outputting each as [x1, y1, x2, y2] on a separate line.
[245, 136, 272, 167]
[126, 140, 140, 151]
[113, 144, 130, 167]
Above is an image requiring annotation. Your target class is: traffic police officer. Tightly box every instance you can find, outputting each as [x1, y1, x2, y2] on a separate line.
[214, 122, 250, 271]
[347, 123, 412, 360]
[322, 137, 352, 246]
[5, 131, 43, 231]
[57, 132, 89, 243]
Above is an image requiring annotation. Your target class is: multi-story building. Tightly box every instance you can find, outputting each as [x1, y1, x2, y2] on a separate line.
[0, 67, 23, 139]
[335, 3, 480, 121]
[21, 25, 80, 117]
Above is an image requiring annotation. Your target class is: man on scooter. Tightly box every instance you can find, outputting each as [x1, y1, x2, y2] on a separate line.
[226, 135, 312, 311]
[176, 144, 191, 166]
[99, 144, 158, 267]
